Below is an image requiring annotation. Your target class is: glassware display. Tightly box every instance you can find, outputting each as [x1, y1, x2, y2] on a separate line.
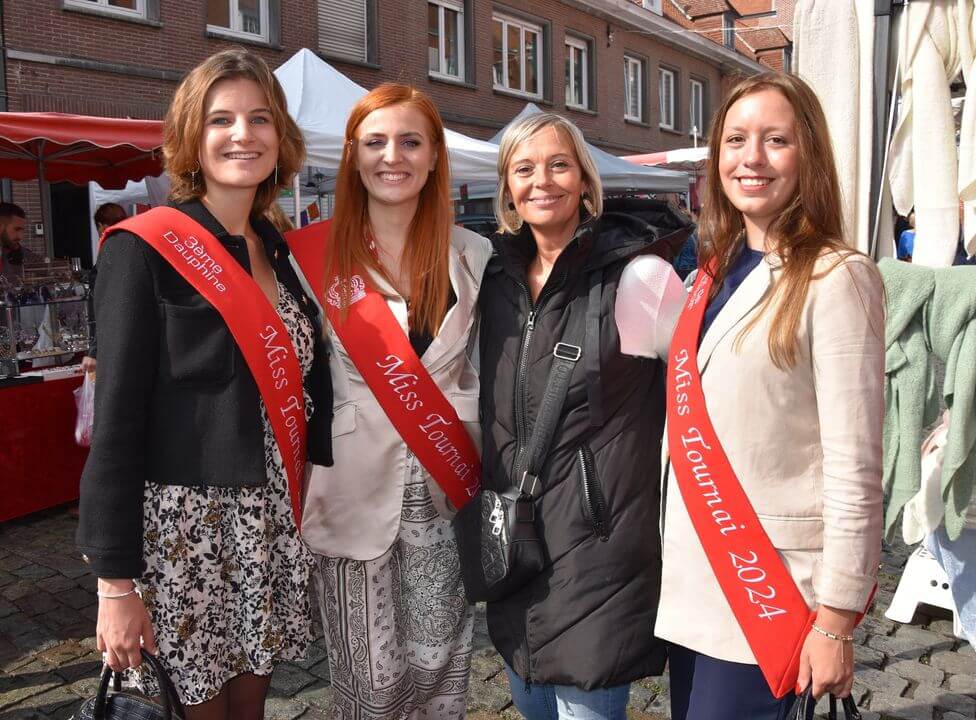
[0, 272, 90, 378]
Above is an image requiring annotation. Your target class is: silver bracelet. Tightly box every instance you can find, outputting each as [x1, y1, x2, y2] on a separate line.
[811, 623, 854, 642]
[96, 587, 137, 600]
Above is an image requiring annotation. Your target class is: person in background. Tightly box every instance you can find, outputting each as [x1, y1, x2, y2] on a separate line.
[674, 208, 700, 280]
[82, 202, 129, 376]
[897, 210, 915, 262]
[0, 202, 39, 285]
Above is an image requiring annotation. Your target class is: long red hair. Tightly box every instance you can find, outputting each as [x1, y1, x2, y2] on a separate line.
[327, 83, 453, 337]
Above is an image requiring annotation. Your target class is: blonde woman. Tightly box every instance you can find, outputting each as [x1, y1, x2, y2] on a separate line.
[475, 112, 686, 719]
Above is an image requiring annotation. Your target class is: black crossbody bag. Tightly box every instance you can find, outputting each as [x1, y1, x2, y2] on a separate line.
[454, 272, 597, 603]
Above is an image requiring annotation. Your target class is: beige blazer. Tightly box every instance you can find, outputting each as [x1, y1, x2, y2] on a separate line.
[301, 226, 492, 560]
[654, 251, 885, 663]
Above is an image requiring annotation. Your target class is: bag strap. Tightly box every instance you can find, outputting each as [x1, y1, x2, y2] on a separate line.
[93, 649, 184, 719]
[516, 270, 597, 497]
[787, 687, 862, 720]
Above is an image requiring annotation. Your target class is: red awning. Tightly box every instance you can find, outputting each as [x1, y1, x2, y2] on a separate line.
[0, 112, 163, 189]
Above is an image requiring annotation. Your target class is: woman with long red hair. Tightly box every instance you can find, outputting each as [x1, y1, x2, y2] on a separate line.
[300, 84, 490, 719]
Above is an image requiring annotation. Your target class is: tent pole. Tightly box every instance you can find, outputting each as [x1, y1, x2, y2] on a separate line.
[36, 143, 55, 259]
[294, 171, 301, 226]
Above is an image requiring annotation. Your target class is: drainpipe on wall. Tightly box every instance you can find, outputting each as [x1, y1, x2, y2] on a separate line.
[0, 3, 11, 202]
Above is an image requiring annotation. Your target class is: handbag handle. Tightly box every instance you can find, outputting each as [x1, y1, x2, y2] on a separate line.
[93, 649, 183, 720]
[787, 687, 862, 720]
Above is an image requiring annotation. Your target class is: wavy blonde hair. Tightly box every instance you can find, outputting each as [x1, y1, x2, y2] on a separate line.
[163, 48, 305, 218]
[494, 113, 602, 234]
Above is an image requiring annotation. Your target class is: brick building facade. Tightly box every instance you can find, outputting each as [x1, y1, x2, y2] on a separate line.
[1, 0, 765, 260]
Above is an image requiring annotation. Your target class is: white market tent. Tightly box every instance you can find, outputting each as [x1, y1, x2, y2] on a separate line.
[480, 103, 690, 194]
[273, 48, 500, 185]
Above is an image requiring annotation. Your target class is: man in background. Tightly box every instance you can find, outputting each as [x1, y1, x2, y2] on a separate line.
[81, 202, 128, 376]
[0, 202, 40, 284]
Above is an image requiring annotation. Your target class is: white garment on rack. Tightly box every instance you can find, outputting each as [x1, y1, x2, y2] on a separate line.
[888, 1, 962, 267]
[957, 0, 976, 257]
[795, 0, 874, 253]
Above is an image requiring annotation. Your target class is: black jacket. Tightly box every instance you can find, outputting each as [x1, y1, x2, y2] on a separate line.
[479, 208, 686, 689]
[77, 201, 333, 578]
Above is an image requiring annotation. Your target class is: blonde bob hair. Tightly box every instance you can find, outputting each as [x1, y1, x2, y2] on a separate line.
[163, 48, 305, 217]
[494, 112, 603, 234]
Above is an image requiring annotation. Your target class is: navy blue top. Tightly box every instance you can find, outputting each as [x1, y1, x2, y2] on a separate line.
[700, 247, 765, 340]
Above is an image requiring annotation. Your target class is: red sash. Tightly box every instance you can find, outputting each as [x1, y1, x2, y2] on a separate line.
[666, 268, 817, 698]
[105, 207, 307, 528]
[285, 221, 481, 510]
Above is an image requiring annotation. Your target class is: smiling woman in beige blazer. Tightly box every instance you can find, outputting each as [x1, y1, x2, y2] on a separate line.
[655, 74, 885, 720]
[301, 84, 490, 720]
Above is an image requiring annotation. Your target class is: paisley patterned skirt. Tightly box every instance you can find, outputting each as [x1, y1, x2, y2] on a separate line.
[314, 462, 474, 720]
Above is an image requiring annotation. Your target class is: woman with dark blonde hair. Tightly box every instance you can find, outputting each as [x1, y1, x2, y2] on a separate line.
[475, 111, 686, 720]
[656, 73, 884, 719]
[296, 84, 490, 719]
[77, 48, 331, 719]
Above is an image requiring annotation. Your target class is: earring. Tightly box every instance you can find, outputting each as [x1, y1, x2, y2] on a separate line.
[507, 201, 515, 211]
[190, 166, 199, 186]
[273, 164, 279, 186]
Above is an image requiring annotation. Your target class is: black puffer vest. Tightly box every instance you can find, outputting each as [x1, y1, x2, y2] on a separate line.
[478, 210, 678, 689]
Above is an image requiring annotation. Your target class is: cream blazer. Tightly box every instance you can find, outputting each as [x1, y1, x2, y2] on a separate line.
[654, 251, 886, 663]
[301, 226, 492, 561]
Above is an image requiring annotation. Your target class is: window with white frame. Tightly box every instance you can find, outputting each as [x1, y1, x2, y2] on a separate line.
[492, 13, 544, 98]
[428, 1, 465, 80]
[641, 0, 662, 14]
[659, 67, 675, 130]
[624, 54, 644, 122]
[565, 36, 589, 110]
[207, 0, 269, 41]
[65, 0, 148, 19]
[689, 79, 704, 138]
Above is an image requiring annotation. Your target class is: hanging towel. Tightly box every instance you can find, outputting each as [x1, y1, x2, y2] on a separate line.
[880, 259, 976, 540]
[879, 259, 941, 538]
[928, 264, 976, 538]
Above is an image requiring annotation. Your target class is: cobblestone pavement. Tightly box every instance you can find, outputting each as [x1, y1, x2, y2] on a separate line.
[1, 507, 973, 720]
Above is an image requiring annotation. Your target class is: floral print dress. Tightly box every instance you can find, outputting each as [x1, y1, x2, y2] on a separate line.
[135, 283, 315, 706]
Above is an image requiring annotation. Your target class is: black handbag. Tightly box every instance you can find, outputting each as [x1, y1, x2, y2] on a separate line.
[71, 650, 185, 720]
[787, 687, 862, 720]
[454, 271, 598, 603]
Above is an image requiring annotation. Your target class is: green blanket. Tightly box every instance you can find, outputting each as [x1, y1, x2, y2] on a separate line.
[879, 259, 976, 540]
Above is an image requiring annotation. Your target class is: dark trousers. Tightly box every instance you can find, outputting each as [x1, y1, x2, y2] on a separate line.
[668, 644, 811, 720]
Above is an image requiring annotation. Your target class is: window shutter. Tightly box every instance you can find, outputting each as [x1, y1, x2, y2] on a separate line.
[319, 0, 368, 62]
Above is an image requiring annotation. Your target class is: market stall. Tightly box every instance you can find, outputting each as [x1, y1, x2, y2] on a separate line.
[0, 112, 162, 521]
